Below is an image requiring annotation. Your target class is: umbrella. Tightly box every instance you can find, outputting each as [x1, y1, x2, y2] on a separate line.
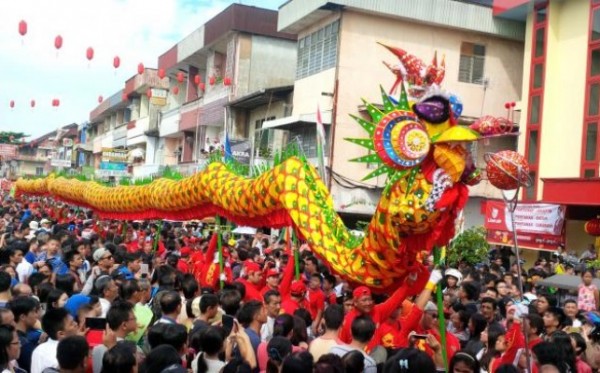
[536, 274, 600, 291]
[232, 226, 257, 235]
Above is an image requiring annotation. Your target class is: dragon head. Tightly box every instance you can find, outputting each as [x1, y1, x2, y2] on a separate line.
[347, 57, 480, 236]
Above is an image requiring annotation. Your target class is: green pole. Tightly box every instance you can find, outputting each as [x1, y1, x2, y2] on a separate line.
[152, 221, 163, 254]
[292, 228, 300, 280]
[433, 246, 448, 371]
[121, 221, 128, 240]
[217, 216, 224, 289]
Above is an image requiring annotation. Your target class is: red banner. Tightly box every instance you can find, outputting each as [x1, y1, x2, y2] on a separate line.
[484, 200, 565, 251]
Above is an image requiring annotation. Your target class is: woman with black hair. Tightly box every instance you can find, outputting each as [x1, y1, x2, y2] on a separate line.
[257, 314, 295, 372]
[45, 288, 67, 311]
[570, 332, 592, 373]
[191, 326, 225, 373]
[265, 337, 292, 373]
[449, 351, 480, 373]
[140, 345, 181, 373]
[549, 331, 576, 373]
[478, 324, 506, 373]
[0, 324, 23, 373]
[464, 313, 487, 356]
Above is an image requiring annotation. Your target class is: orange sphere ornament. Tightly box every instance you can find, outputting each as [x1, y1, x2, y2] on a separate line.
[485, 150, 531, 190]
[585, 216, 600, 236]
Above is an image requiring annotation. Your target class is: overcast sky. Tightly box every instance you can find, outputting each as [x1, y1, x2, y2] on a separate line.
[0, 0, 283, 140]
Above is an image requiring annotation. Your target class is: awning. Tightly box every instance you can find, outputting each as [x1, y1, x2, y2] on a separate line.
[542, 177, 600, 206]
[227, 86, 293, 109]
[261, 111, 332, 131]
[537, 274, 600, 291]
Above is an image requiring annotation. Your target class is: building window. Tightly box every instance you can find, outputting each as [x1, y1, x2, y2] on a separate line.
[458, 42, 486, 84]
[296, 20, 339, 79]
[35, 167, 44, 176]
[581, 1, 600, 177]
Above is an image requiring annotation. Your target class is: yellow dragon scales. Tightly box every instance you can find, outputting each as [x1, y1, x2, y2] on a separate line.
[15, 46, 481, 292]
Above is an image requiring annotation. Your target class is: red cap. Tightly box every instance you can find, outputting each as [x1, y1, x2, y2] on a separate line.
[353, 286, 371, 299]
[244, 261, 261, 273]
[266, 269, 279, 278]
[180, 247, 191, 257]
[290, 280, 307, 295]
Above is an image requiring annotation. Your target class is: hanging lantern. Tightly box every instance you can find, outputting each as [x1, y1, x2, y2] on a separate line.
[30, 99, 35, 108]
[113, 56, 120, 69]
[146, 89, 152, 99]
[158, 68, 166, 79]
[199, 83, 206, 91]
[209, 76, 216, 85]
[585, 216, 600, 236]
[54, 35, 63, 50]
[223, 77, 232, 86]
[585, 216, 600, 249]
[9, 100, 14, 109]
[172, 86, 179, 95]
[86, 47, 94, 61]
[194, 75, 201, 86]
[121, 93, 128, 101]
[176, 72, 185, 83]
[137, 63, 145, 75]
[98, 95, 103, 103]
[18, 20, 27, 36]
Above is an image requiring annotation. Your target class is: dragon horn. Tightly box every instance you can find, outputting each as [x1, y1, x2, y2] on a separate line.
[377, 42, 407, 58]
[432, 51, 438, 67]
[441, 53, 446, 68]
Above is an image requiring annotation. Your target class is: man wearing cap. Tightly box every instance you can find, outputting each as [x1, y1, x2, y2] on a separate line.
[238, 261, 264, 302]
[260, 268, 280, 297]
[81, 248, 115, 295]
[40, 218, 52, 232]
[338, 266, 438, 350]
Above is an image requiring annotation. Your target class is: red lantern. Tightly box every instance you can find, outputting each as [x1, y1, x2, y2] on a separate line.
[137, 63, 145, 75]
[9, 100, 14, 109]
[485, 150, 530, 190]
[223, 77, 232, 86]
[54, 35, 63, 50]
[176, 72, 184, 83]
[146, 89, 152, 99]
[86, 47, 94, 61]
[30, 99, 35, 108]
[158, 68, 166, 79]
[199, 83, 206, 91]
[52, 99, 60, 107]
[18, 20, 27, 36]
[172, 86, 179, 95]
[113, 56, 120, 69]
[121, 93, 128, 101]
[209, 76, 216, 85]
[194, 75, 201, 86]
[585, 217, 600, 236]
[98, 95, 103, 103]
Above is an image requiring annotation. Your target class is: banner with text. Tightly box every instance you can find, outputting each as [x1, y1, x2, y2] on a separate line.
[484, 200, 566, 251]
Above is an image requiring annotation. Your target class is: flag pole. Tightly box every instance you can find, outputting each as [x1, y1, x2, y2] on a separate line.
[315, 105, 327, 182]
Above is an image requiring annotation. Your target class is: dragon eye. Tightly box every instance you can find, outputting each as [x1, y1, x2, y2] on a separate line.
[413, 96, 450, 124]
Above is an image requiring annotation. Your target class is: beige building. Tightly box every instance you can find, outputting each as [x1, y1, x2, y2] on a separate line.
[275, 0, 525, 224]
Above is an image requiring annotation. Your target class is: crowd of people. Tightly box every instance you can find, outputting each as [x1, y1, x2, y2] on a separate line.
[0, 195, 599, 373]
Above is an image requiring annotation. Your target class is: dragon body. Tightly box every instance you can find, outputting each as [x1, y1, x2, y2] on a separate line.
[15, 46, 481, 291]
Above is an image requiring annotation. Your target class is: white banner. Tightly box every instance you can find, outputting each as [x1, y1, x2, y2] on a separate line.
[508, 203, 565, 235]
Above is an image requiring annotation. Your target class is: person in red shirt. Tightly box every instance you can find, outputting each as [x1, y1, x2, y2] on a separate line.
[307, 273, 325, 335]
[281, 280, 308, 315]
[260, 269, 280, 297]
[323, 273, 338, 307]
[339, 265, 437, 351]
[414, 301, 461, 363]
[238, 261, 264, 302]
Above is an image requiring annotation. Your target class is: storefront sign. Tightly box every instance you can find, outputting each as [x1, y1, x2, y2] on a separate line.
[101, 148, 128, 163]
[50, 159, 72, 168]
[484, 200, 566, 251]
[230, 140, 251, 165]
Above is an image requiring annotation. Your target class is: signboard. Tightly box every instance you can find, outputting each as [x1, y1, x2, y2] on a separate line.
[0, 144, 18, 158]
[95, 169, 129, 177]
[101, 148, 128, 163]
[484, 200, 566, 251]
[62, 138, 73, 147]
[100, 162, 127, 171]
[150, 89, 167, 106]
[230, 140, 251, 164]
[50, 159, 72, 168]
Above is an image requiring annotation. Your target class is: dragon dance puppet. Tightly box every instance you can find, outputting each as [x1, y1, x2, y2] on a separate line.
[15, 45, 481, 292]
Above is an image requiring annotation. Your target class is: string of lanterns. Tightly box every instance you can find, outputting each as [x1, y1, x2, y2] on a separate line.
[8, 19, 232, 110]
